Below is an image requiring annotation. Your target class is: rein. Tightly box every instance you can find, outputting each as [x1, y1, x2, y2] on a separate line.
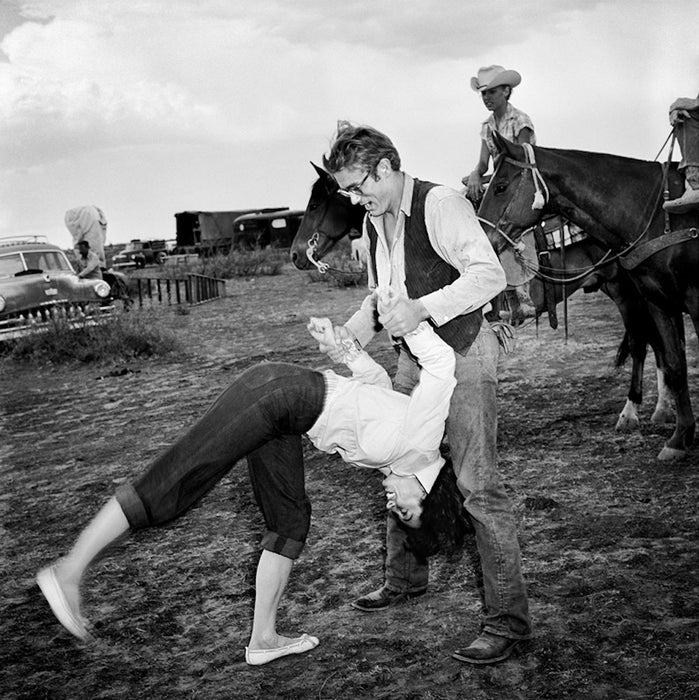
[485, 141, 674, 281]
[477, 214, 614, 284]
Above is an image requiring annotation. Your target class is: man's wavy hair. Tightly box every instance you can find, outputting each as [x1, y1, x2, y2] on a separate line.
[322, 121, 401, 175]
[404, 457, 471, 559]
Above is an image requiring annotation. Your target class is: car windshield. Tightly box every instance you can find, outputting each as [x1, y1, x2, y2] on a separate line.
[23, 251, 74, 273]
[0, 250, 74, 277]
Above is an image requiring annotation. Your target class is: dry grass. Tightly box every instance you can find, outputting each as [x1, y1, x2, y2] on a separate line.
[0, 309, 180, 364]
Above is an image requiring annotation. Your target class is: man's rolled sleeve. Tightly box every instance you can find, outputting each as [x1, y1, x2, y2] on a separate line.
[345, 293, 380, 347]
[421, 188, 506, 326]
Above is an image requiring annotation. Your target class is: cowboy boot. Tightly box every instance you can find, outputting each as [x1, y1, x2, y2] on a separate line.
[664, 166, 699, 213]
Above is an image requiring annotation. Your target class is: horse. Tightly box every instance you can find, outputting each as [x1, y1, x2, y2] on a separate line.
[289, 164, 365, 272]
[527, 231, 673, 431]
[290, 162, 673, 434]
[478, 133, 699, 459]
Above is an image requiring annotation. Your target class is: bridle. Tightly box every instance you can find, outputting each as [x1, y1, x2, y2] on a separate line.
[305, 231, 331, 273]
[304, 193, 364, 276]
[480, 143, 670, 283]
[477, 144, 548, 254]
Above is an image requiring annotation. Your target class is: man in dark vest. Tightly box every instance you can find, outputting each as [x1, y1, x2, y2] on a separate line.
[318, 122, 531, 664]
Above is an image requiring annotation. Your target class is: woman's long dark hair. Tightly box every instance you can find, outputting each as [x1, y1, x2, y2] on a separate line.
[405, 457, 471, 559]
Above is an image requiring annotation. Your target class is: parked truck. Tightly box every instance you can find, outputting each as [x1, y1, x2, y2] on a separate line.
[173, 208, 304, 256]
[112, 239, 172, 268]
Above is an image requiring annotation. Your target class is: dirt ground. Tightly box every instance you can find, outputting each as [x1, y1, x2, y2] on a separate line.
[1, 264, 698, 700]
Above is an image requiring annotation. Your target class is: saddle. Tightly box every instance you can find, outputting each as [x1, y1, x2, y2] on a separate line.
[531, 216, 588, 330]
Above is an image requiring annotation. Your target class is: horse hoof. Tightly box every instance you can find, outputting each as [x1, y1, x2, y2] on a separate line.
[615, 416, 640, 433]
[657, 445, 686, 461]
[650, 408, 675, 425]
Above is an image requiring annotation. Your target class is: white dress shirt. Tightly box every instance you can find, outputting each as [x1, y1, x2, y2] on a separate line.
[345, 173, 505, 347]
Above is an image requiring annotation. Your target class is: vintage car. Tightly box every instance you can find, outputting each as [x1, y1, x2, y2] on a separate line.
[0, 236, 117, 340]
[112, 239, 170, 268]
[231, 209, 305, 251]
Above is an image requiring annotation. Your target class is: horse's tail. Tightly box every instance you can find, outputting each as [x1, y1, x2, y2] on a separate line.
[615, 332, 631, 368]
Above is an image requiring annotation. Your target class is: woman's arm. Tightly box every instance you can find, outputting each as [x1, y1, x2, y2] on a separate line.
[307, 316, 391, 389]
[397, 324, 457, 467]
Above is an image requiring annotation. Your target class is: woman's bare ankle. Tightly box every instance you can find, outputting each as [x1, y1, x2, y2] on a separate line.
[248, 632, 309, 650]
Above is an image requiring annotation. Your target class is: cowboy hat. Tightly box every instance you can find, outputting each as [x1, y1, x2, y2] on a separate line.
[471, 65, 522, 92]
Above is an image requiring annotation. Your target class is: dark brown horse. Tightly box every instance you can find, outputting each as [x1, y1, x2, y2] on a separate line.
[291, 162, 674, 435]
[478, 133, 699, 459]
[290, 164, 365, 272]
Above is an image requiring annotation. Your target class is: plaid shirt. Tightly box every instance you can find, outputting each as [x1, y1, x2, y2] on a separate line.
[480, 102, 536, 158]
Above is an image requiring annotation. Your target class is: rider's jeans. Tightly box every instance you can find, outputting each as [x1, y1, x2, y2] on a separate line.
[384, 322, 531, 640]
[677, 112, 699, 187]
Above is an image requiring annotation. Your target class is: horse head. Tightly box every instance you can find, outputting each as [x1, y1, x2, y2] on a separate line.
[289, 163, 365, 270]
[478, 134, 548, 257]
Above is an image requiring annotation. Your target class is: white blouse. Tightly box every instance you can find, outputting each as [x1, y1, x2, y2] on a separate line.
[306, 322, 455, 493]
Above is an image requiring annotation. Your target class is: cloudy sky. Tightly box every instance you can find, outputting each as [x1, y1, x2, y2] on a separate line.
[1, 0, 697, 250]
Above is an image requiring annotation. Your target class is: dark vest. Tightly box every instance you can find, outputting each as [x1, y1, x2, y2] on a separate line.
[366, 178, 484, 356]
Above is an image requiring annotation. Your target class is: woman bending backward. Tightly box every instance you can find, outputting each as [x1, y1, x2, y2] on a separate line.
[37, 291, 467, 666]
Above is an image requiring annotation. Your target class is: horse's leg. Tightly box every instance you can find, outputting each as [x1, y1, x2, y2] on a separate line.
[614, 287, 674, 425]
[686, 288, 699, 344]
[650, 363, 676, 424]
[601, 275, 648, 432]
[505, 287, 536, 326]
[504, 288, 524, 326]
[615, 331, 646, 432]
[647, 307, 695, 460]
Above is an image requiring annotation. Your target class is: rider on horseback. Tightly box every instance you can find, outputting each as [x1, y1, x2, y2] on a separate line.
[664, 92, 699, 214]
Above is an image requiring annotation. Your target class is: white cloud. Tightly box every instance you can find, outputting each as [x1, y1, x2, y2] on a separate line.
[0, 0, 698, 247]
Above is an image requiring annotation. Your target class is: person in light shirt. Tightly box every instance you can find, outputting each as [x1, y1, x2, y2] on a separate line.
[37, 296, 468, 666]
[462, 65, 535, 204]
[75, 240, 103, 280]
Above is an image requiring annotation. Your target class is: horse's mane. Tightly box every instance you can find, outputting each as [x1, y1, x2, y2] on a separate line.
[541, 145, 662, 180]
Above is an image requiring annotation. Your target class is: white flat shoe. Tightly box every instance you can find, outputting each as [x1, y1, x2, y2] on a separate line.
[245, 633, 319, 666]
[37, 564, 90, 640]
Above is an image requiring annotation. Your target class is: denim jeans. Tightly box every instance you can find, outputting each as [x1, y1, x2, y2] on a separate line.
[384, 322, 531, 640]
[677, 111, 699, 177]
[115, 363, 326, 560]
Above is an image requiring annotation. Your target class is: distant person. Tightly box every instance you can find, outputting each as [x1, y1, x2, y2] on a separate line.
[37, 310, 469, 666]
[664, 92, 699, 213]
[462, 65, 535, 204]
[75, 240, 103, 280]
[65, 206, 108, 268]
